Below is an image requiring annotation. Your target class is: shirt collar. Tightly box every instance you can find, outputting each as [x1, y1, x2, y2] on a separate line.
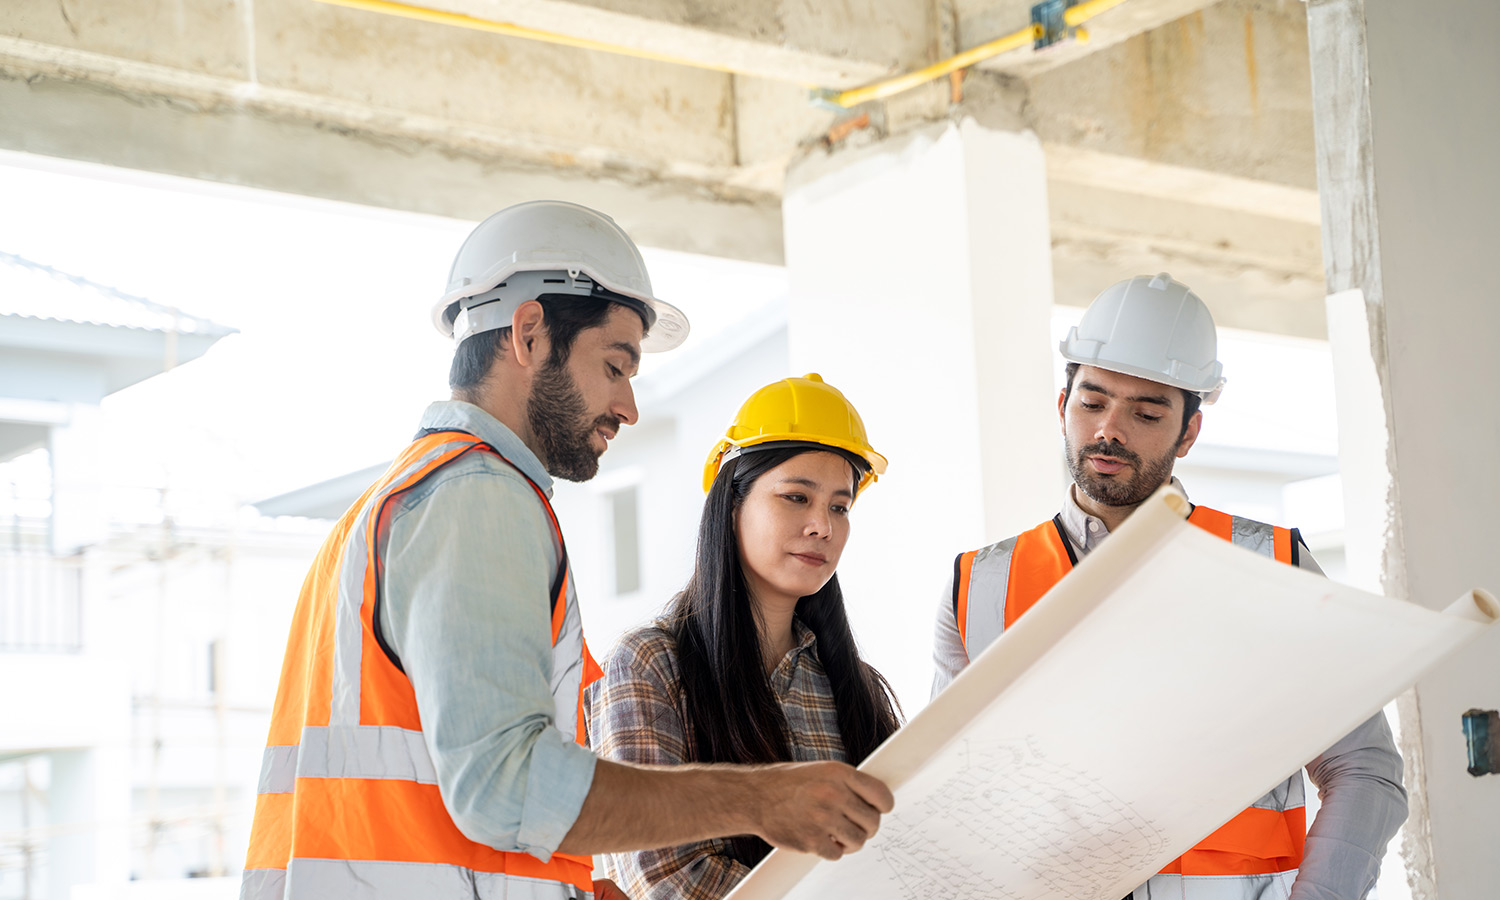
[768, 618, 820, 692]
[416, 401, 554, 498]
[1059, 476, 1190, 553]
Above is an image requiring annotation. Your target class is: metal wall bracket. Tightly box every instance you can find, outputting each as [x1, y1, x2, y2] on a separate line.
[1463, 709, 1500, 776]
[1031, 0, 1079, 51]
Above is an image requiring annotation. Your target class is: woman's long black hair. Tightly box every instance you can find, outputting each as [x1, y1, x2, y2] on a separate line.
[663, 445, 902, 867]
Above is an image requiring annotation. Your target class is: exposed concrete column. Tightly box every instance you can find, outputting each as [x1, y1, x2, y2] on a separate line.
[1308, 1, 1500, 897]
[47, 745, 131, 899]
[49, 406, 106, 556]
[781, 118, 1062, 707]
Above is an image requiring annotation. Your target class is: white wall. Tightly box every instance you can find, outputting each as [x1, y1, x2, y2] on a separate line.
[1364, 3, 1500, 895]
[779, 119, 1064, 709]
[1308, 0, 1500, 895]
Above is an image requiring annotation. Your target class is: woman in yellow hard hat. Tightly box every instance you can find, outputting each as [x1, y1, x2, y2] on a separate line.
[585, 374, 901, 899]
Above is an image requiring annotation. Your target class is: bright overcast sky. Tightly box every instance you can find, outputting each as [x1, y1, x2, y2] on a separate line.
[0, 151, 787, 515]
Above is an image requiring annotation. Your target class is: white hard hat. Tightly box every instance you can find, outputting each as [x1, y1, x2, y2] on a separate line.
[1060, 272, 1226, 404]
[431, 200, 690, 352]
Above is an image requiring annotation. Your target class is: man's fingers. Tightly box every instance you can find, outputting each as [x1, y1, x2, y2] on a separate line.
[841, 791, 881, 837]
[830, 808, 872, 852]
[848, 770, 895, 813]
[819, 833, 848, 860]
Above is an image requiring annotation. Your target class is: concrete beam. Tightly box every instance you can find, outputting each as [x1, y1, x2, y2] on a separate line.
[403, 0, 936, 87]
[1025, 0, 1318, 189]
[0, 36, 784, 263]
[1046, 143, 1327, 338]
[2, 0, 740, 169]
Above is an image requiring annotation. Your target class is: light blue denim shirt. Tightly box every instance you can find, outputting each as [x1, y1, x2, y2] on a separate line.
[377, 400, 598, 862]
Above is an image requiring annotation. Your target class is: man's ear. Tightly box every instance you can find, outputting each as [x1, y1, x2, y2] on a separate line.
[1057, 388, 1069, 433]
[1176, 409, 1203, 458]
[510, 300, 547, 370]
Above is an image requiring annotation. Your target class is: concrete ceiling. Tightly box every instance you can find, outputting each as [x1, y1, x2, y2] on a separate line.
[0, 0, 1328, 336]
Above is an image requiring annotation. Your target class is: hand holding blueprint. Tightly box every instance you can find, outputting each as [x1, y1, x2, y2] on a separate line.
[727, 488, 1497, 900]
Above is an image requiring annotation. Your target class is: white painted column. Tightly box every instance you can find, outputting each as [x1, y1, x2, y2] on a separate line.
[782, 118, 1062, 709]
[49, 405, 107, 556]
[47, 744, 131, 900]
[1309, 1, 1500, 897]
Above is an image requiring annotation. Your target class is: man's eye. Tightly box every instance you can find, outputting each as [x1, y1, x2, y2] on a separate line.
[1138, 413, 1161, 422]
[1081, 400, 1103, 410]
[608, 364, 623, 378]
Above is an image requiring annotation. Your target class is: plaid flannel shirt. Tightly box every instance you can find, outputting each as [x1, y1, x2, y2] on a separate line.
[584, 619, 845, 900]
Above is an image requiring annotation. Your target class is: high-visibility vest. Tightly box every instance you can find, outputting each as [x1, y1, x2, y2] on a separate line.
[953, 505, 1306, 898]
[242, 430, 604, 900]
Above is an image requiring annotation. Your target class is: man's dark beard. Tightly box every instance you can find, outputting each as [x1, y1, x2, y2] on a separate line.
[1065, 438, 1178, 507]
[526, 358, 619, 482]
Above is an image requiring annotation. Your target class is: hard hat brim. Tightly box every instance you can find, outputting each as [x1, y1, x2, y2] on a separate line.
[702, 434, 888, 494]
[1060, 341, 1225, 404]
[433, 261, 690, 352]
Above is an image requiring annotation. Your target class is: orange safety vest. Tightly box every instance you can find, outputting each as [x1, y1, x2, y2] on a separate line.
[241, 430, 603, 900]
[953, 505, 1305, 893]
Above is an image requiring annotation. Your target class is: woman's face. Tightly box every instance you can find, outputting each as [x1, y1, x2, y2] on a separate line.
[734, 450, 856, 609]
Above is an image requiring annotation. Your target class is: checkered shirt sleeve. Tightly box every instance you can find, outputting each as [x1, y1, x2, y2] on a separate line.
[583, 621, 845, 900]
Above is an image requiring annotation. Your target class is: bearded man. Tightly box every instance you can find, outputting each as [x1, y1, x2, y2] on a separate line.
[243, 202, 894, 900]
[931, 273, 1407, 900]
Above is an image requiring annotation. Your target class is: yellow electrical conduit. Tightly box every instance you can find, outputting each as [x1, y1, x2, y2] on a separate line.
[314, 0, 1132, 108]
[314, 0, 750, 75]
[831, 0, 1131, 107]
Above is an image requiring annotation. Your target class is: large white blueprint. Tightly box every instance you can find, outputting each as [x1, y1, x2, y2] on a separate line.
[726, 489, 1497, 900]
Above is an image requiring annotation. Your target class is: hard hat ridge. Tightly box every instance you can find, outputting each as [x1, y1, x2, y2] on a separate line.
[703, 374, 888, 494]
[1059, 272, 1226, 404]
[432, 200, 689, 352]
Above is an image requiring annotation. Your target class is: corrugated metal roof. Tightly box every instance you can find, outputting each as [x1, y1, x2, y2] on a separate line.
[0, 251, 235, 337]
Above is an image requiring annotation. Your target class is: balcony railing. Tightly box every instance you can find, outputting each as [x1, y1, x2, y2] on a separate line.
[0, 552, 83, 653]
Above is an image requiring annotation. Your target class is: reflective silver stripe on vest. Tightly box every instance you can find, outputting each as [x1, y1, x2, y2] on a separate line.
[959, 536, 1018, 659]
[1136, 869, 1298, 899]
[239, 867, 285, 900]
[330, 439, 481, 728]
[255, 726, 440, 794]
[1249, 771, 1304, 812]
[280, 857, 592, 899]
[258, 745, 299, 794]
[551, 570, 584, 738]
[1230, 516, 1277, 560]
[297, 724, 438, 782]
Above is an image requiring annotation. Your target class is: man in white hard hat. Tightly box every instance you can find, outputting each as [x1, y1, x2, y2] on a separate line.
[243, 201, 893, 900]
[932, 273, 1407, 899]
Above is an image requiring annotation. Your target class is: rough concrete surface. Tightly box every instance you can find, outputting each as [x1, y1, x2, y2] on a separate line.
[4, 0, 250, 79]
[1027, 0, 1317, 188]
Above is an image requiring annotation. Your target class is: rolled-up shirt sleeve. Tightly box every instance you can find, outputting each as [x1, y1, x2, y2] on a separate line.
[1295, 711, 1407, 900]
[380, 464, 597, 862]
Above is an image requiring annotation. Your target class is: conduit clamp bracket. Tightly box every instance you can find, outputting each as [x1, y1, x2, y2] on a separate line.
[1031, 0, 1080, 50]
[808, 87, 849, 112]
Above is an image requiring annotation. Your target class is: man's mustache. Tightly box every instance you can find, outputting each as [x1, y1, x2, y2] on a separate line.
[1076, 441, 1140, 465]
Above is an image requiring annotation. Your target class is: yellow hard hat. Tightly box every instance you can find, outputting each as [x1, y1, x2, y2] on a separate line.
[702, 373, 888, 494]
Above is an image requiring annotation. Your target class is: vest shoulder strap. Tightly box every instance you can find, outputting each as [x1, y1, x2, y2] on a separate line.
[1189, 504, 1296, 565]
[1004, 518, 1076, 629]
[371, 430, 571, 673]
